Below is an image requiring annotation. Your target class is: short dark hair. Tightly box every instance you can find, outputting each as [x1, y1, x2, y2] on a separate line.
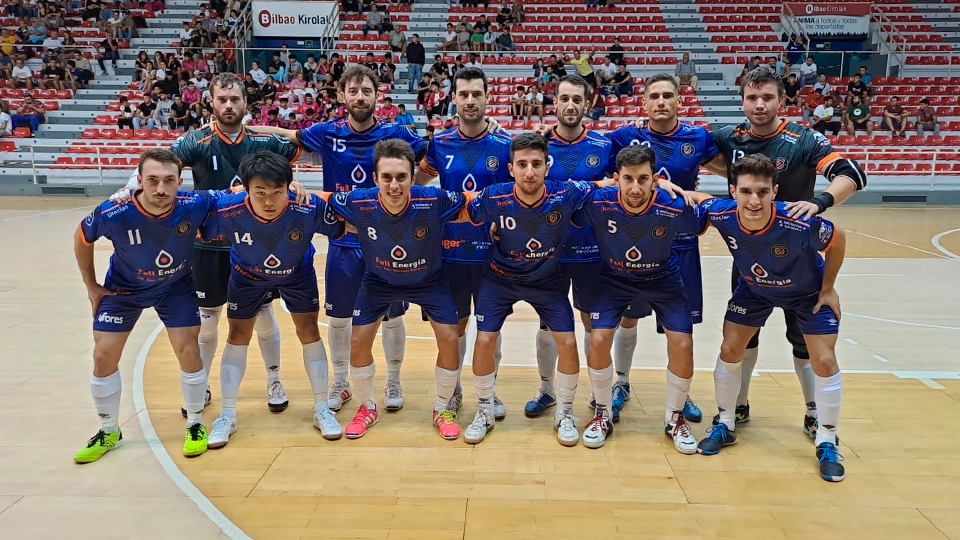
[920, 98, 930, 105]
[644, 72, 678, 93]
[739, 67, 785, 97]
[615, 145, 656, 174]
[209, 73, 247, 101]
[557, 74, 591, 98]
[138, 148, 183, 176]
[730, 153, 778, 187]
[238, 150, 293, 189]
[338, 65, 379, 92]
[454, 66, 488, 93]
[510, 132, 549, 161]
[374, 138, 416, 177]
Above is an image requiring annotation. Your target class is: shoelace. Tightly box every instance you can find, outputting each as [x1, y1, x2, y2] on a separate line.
[558, 414, 578, 430]
[86, 430, 108, 448]
[435, 409, 457, 425]
[318, 409, 339, 427]
[585, 415, 607, 434]
[188, 423, 205, 441]
[707, 424, 730, 443]
[269, 381, 285, 401]
[212, 417, 230, 433]
[818, 444, 844, 465]
[385, 381, 402, 398]
[673, 419, 692, 439]
[613, 383, 628, 399]
[471, 410, 490, 427]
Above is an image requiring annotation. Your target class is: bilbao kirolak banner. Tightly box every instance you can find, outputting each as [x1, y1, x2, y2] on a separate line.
[252, 1, 337, 37]
[783, 2, 871, 37]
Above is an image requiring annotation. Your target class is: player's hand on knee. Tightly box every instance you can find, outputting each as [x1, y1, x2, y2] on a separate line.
[784, 200, 819, 220]
[814, 287, 841, 320]
[288, 181, 309, 205]
[108, 188, 132, 204]
[86, 283, 116, 317]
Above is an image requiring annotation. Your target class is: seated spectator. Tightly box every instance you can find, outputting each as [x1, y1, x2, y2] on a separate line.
[249, 61, 267, 85]
[380, 53, 396, 87]
[813, 74, 831, 96]
[416, 74, 433, 110]
[97, 37, 120, 76]
[424, 125, 435, 141]
[116, 95, 135, 129]
[301, 106, 320, 128]
[106, 10, 122, 40]
[484, 25, 500, 52]
[846, 73, 869, 107]
[287, 73, 308, 105]
[380, 97, 399, 121]
[0, 52, 12, 80]
[282, 112, 301, 130]
[267, 53, 285, 85]
[0, 29, 16, 58]
[496, 28, 515, 55]
[424, 81, 447, 120]
[395, 103, 414, 125]
[608, 37, 625, 66]
[510, 85, 526, 119]
[883, 96, 906, 137]
[915, 98, 940, 137]
[11, 57, 34, 89]
[496, 1, 512, 25]
[118, 10, 138, 40]
[597, 57, 618, 89]
[675, 52, 698, 91]
[65, 60, 84, 92]
[611, 64, 633, 98]
[264, 108, 280, 127]
[287, 54, 302, 83]
[465, 53, 482, 69]
[0, 100, 11, 137]
[182, 80, 202, 115]
[329, 53, 345, 85]
[798, 56, 817, 87]
[525, 84, 544, 122]
[133, 94, 157, 131]
[261, 76, 278, 103]
[168, 94, 191, 130]
[763, 55, 787, 79]
[41, 30, 64, 64]
[741, 55, 762, 77]
[801, 88, 824, 124]
[783, 73, 801, 106]
[456, 24, 471, 51]
[342, 0, 361, 16]
[812, 96, 841, 136]
[587, 84, 604, 121]
[845, 93, 872, 136]
[277, 96, 293, 121]
[68, 52, 95, 85]
[41, 58, 67, 91]
[388, 27, 406, 55]
[470, 28, 485, 52]
[363, 4, 385, 37]
[440, 23, 458, 52]
[154, 92, 173, 130]
[857, 65, 873, 89]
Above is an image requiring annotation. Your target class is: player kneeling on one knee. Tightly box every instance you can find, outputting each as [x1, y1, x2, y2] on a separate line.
[688, 154, 847, 483]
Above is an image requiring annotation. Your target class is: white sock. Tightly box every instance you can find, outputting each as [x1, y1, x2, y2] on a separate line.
[435, 366, 459, 411]
[814, 372, 842, 447]
[665, 370, 692, 425]
[381, 317, 405, 384]
[91, 371, 122, 433]
[588, 364, 613, 418]
[180, 369, 207, 427]
[456, 335, 467, 394]
[254, 304, 282, 383]
[328, 317, 352, 384]
[198, 306, 221, 378]
[302, 340, 330, 413]
[714, 355, 742, 430]
[613, 325, 637, 384]
[737, 347, 759, 407]
[582, 330, 592, 364]
[220, 343, 248, 420]
[535, 328, 557, 395]
[474, 371, 495, 417]
[493, 332, 503, 378]
[794, 356, 817, 418]
[556, 370, 579, 415]
[351, 363, 376, 409]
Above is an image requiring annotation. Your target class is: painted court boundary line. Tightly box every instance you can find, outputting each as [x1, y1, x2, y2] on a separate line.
[132, 322, 252, 540]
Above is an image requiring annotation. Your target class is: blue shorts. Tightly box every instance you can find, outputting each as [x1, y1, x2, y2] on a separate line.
[724, 282, 840, 336]
[94, 277, 200, 333]
[228, 268, 320, 320]
[354, 275, 459, 326]
[676, 246, 703, 324]
[475, 274, 574, 333]
[591, 273, 693, 333]
[561, 262, 601, 313]
[324, 244, 406, 320]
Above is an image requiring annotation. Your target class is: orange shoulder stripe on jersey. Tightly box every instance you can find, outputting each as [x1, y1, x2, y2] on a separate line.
[410, 197, 438, 202]
[319, 191, 334, 203]
[489, 192, 514, 199]
[353, 198, 378, 203]
[816, 152, 842, 174]
[76, 223, 94, 246]
[650, 202, 684, 213]
[821, 225, 838, 252]
[218, 201, 246, 213]
[197, 134, 215, 144]
[419, 158, 438, 176]
[289, 145, 303, 164]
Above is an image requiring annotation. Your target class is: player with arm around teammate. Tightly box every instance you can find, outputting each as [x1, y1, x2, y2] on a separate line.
[204, 151, 347, 449]
[73, 149, 217, 462]
[691, 154, 847, 483]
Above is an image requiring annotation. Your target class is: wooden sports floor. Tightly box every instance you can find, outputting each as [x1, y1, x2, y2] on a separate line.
[2, 198, 960, 540]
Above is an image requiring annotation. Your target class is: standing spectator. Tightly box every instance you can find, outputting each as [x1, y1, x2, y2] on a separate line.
[915, 98, 940, 137]
[97, 37, 120, 76]
[406, 33, 425, 93]
[675, 52, 698, 91]
[395, 103, 415, 125]
[525, 83, 545, 122]
[379, 96, 399, 121]
[813, 74, 831, 96]
[249, 61, 267, 84]
[133, 94, 157, 131]
[566, 50, 597, 89]
[116, 96, 134, 129]
[597, 57, 618, 90]
[510, 85, 526, 119]
[883, 96, 906, 137]
[0, 100, 11, 137]
[363, 4, 384, 36]
[845, 93, 872, 136]
[169, 94, 191, 130]
[608, 37, 624, 66]
[783, 73, 801, 106]
[611, 63, 633, 98]
[388, 26, 406, 54]
[154, 92, 173, 130]
[812, 95, 840, 135]
[550, 54, 568, 78]
[798, 56, 817, 87]
[801, 88, 823, 124]
[440, 23, 458, 52]
[11, 57, 35, 89]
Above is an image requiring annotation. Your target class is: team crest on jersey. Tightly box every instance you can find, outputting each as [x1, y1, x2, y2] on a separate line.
[625, 246, 642, 262]
[775, 157, 788, 171]
[414, 226, 428, 240]
[546, 210, 562, 225]
[264, 254, 282, 269]
[176, 221, 192, 236]
[391, 244, 408, 261]
[155, 250, 173, 269]
[288, 229, 303, 242]
[586, 154, 600, 168]
[681, 143, 695, 157]
[525, 238, 542, 252]
[486, 156, 499, 171]
[750, 263, 768, 278]
[771, 244, 788, 257]
[652, 225, 668, 239]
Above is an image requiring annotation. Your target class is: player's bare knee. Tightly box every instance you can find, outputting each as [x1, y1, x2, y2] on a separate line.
[667, 332, 694, 361]
[619, 317, 639, 329]
[591, 328, 615, 350]
[719, 341, 746, 364]
[226, 320, 255, 345]
[92, 346, 122, 376]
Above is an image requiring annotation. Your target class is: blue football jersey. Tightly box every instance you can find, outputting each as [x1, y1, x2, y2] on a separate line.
[608, 122, 720, 249]
[204, 191, 345, 283]
[574, 187, 707, 281]
[327, 186, 467, 286]
[467, 180, 596, 283]
[544, 128, 614, 263]
[79, 191, 218, 293]
[421, 128, 513, 263]
[704, 198, 836, 301]
[295, 118, 427, 248]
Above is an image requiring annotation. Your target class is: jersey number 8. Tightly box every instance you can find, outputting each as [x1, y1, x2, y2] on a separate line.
[367, 227, 378, 240]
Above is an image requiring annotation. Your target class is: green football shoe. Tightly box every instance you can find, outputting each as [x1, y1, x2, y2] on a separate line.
[74, 429, 122, 463]
[183, 423, 208, 457]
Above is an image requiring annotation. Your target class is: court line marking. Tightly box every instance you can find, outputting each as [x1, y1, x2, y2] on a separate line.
[0, 205, 90, 223]
[919, 378, 946, 390]
[844, 338, 859, 345]
[846, 229, 949, 259]
[931, 228, 960, 260]
[490, 363, 960, 380]
[873, 354, 890, 363]
[132, 323, 252, 540]
[845, 312, 960, 331]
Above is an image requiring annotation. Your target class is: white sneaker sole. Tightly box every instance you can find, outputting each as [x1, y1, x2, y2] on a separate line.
[557, 433, 579, 447]
[582, 435, 606, 449]
[674, 440, 698, 455]
[464, 423, 492, 444]
[384, 400, 404, 412]
[315, 422, 343, 441]
[207, 432, 235, 449]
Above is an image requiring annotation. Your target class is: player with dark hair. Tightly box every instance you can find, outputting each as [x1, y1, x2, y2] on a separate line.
[710, 68, 864, 438]
[415, 66, 514, 419]
[688, 154, 847, 483]
[202, 151, 346, 449]
[74, 149, 216, 462]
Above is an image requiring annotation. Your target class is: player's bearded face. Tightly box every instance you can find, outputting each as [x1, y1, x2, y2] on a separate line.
[645, 81, 679, 123]
[374, 157, 413, 211]
[247, 178, 288, 219]
[454, 79, 487, 125]
[555, 82, 586, 128]
[730, 174, 777, 226]
[342, 79, 377, 124]
[211, 83, 245, 129]
[615, 165, 655, 210]
[138, 159, 183, 212]
[508, 149, 548, 197]
[742, 82, 783, 129]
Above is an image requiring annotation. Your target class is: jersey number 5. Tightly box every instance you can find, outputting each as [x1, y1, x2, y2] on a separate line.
[607, 220, 617, 233]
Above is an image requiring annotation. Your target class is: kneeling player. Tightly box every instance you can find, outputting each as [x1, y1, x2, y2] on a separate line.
[204, 151, 346, 448]
[73, 149, 213, 462]
[573, 146, 701, 452]
[693, 154, 847, 483]
[324, 139, 468, 440]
